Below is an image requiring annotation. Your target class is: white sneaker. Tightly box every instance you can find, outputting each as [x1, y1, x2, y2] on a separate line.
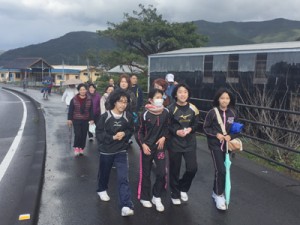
[121, 207, 134, 216]
[97, 191, 110, 201]
[180, 192, 188, 202]
[171, 198, 181, 205]
[140, 200, 152, 208]
[151, 196, 164, 212]
[212, 192, 226, 210]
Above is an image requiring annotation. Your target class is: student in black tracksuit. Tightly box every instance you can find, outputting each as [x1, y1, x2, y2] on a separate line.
[203, 88, 240, 211]
[137, 89, 169, 212]
[96, 89, 135, 217]
[167, 83, 199, 205]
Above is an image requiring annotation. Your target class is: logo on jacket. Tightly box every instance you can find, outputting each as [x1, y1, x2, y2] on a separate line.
[113, 121, 122, 127]
[179, 114, 191, 122]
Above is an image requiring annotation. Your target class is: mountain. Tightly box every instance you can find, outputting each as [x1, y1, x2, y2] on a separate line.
[0, 31, 116, 65]
[0, 50, 5, 56]
[195, 18, 300, 46]
[1, 18, 300, 66]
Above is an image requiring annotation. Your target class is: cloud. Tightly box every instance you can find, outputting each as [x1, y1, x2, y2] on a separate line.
[0, 0, 300, 50]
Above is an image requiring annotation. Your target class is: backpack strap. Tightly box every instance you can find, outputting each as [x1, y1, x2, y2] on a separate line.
[213, 107, 227, 135]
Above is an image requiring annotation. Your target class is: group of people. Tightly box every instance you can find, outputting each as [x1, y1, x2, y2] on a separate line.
[63, 73, 241, 216]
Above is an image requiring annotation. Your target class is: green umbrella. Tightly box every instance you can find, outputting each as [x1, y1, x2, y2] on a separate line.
[224, 142, 232, 209]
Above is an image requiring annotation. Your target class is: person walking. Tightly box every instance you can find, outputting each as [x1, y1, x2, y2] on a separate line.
[87, 83, 101, 141]
[61, 84, 78, 109]
[153, 78, 171, 107]
[100, 85, 114, 115]
[130, 74, 144, 112]
[96, 90, 135, 217]
[203, 88, 240, 210]
[136, 89, 169, 212]
[67, 83, 94, 156]
[167, 83, 199, 205]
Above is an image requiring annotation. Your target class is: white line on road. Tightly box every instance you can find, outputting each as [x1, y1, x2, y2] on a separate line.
[0, 90, 27, 183]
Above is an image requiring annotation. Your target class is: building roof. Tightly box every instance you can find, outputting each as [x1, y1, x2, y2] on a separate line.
[52, 65, 89, 71]
[107, 65, 144, 74]
[150, 41, 300, 58]
[1, 57, 52, 69]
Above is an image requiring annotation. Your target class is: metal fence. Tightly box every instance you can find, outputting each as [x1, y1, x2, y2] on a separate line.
[192, 97, 300, 173]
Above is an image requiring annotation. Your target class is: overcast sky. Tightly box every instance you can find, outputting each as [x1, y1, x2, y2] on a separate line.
[1, 0, 300, 51]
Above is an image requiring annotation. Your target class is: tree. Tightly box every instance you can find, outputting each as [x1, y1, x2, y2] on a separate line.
[97, 4, 208, 71]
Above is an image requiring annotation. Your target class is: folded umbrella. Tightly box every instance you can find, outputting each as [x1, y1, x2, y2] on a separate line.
[224, 142, 232, 209]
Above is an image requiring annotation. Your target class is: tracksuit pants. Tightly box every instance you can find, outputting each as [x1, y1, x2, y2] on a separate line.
[168, 150, 198, 199]
[137, 149, 166, 200]
[97, 152, 133, 209]
[210, 145, 226, 195]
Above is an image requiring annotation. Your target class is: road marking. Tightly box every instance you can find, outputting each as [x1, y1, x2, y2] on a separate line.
[0, 90, 27, 183]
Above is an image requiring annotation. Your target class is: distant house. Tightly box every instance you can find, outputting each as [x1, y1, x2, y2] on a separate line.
[51, 65, 104, 86]
[0, 58, 52, 85]
[0, 59, 104, 86]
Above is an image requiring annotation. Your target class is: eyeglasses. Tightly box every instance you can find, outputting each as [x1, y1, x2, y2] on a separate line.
[117, 100, 128, 104]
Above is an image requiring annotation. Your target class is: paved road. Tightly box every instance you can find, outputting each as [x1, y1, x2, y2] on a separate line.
[2, 85, 300, 225]
[0, 87, 45, 225]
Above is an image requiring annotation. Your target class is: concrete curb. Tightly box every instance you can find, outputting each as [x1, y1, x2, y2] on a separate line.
[3, 87, 46, 225]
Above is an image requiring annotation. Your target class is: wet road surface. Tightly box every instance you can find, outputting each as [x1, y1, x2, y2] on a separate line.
[2, 85, 300, 225]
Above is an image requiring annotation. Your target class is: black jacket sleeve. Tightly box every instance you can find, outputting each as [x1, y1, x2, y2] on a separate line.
[68, 99, 74, 120]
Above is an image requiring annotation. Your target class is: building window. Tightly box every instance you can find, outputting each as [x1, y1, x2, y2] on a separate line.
[57, 75, 62, 79]
[203, 55, 213, 83]
[227, 54, 239, 83]
[254, 53, 267, 84]
[16, 73, 21, 79]
[84, 73, 88, 76]
[95, 73, 100, 76]
[1, 74, 4, 78]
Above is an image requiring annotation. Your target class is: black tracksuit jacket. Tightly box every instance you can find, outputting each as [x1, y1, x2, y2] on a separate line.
[96, 110, 134, 154]
[203, 107, 240, 151]
[167, 103, 199, 152]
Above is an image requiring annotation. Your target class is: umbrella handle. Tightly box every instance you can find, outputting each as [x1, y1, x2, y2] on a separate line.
[226, 141, 229, 154]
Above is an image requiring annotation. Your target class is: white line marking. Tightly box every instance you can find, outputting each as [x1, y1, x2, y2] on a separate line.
[0, 90, 27, 183]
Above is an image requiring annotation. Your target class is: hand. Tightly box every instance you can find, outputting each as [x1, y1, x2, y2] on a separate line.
[142, 143, 151, 155]
[224, 135, 232, 142]
[67, 120, 72, 127]
[113, 131, 125, 140]
[216, 133, 225, 141]
[184, 127, 192, 135]
[176, 129, 186, 137]
[156, 137, 166, 150]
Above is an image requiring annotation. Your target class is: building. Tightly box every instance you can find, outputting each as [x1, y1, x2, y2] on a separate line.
[0, 59, 103, 86]
[148, 41, 300, 110]
[0, 58, 52, 85]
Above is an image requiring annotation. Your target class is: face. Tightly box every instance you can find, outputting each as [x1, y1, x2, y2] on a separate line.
[150, 92, 164, 107]
[219, 92, 230, 108]
[154, 83, 164, 91]
[114, 96, 128, 113]
[120, 78, 129, 89]
[78, 86, 87, 96]
[89, 86, 95, 94]
[130, 76, 137, 85]
[109, 79, 114, 85]
[176, 86, 189, 103]
[106, 87, 114, 94]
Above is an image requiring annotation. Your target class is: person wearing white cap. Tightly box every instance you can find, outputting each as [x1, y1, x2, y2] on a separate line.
[165, 73, 176, 100]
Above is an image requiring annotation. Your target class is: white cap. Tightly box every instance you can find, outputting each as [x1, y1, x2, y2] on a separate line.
[165, 73, 174, 82]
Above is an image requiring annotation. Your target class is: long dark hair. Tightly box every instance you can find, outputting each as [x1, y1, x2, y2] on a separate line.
[212, 88, 236, 108]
